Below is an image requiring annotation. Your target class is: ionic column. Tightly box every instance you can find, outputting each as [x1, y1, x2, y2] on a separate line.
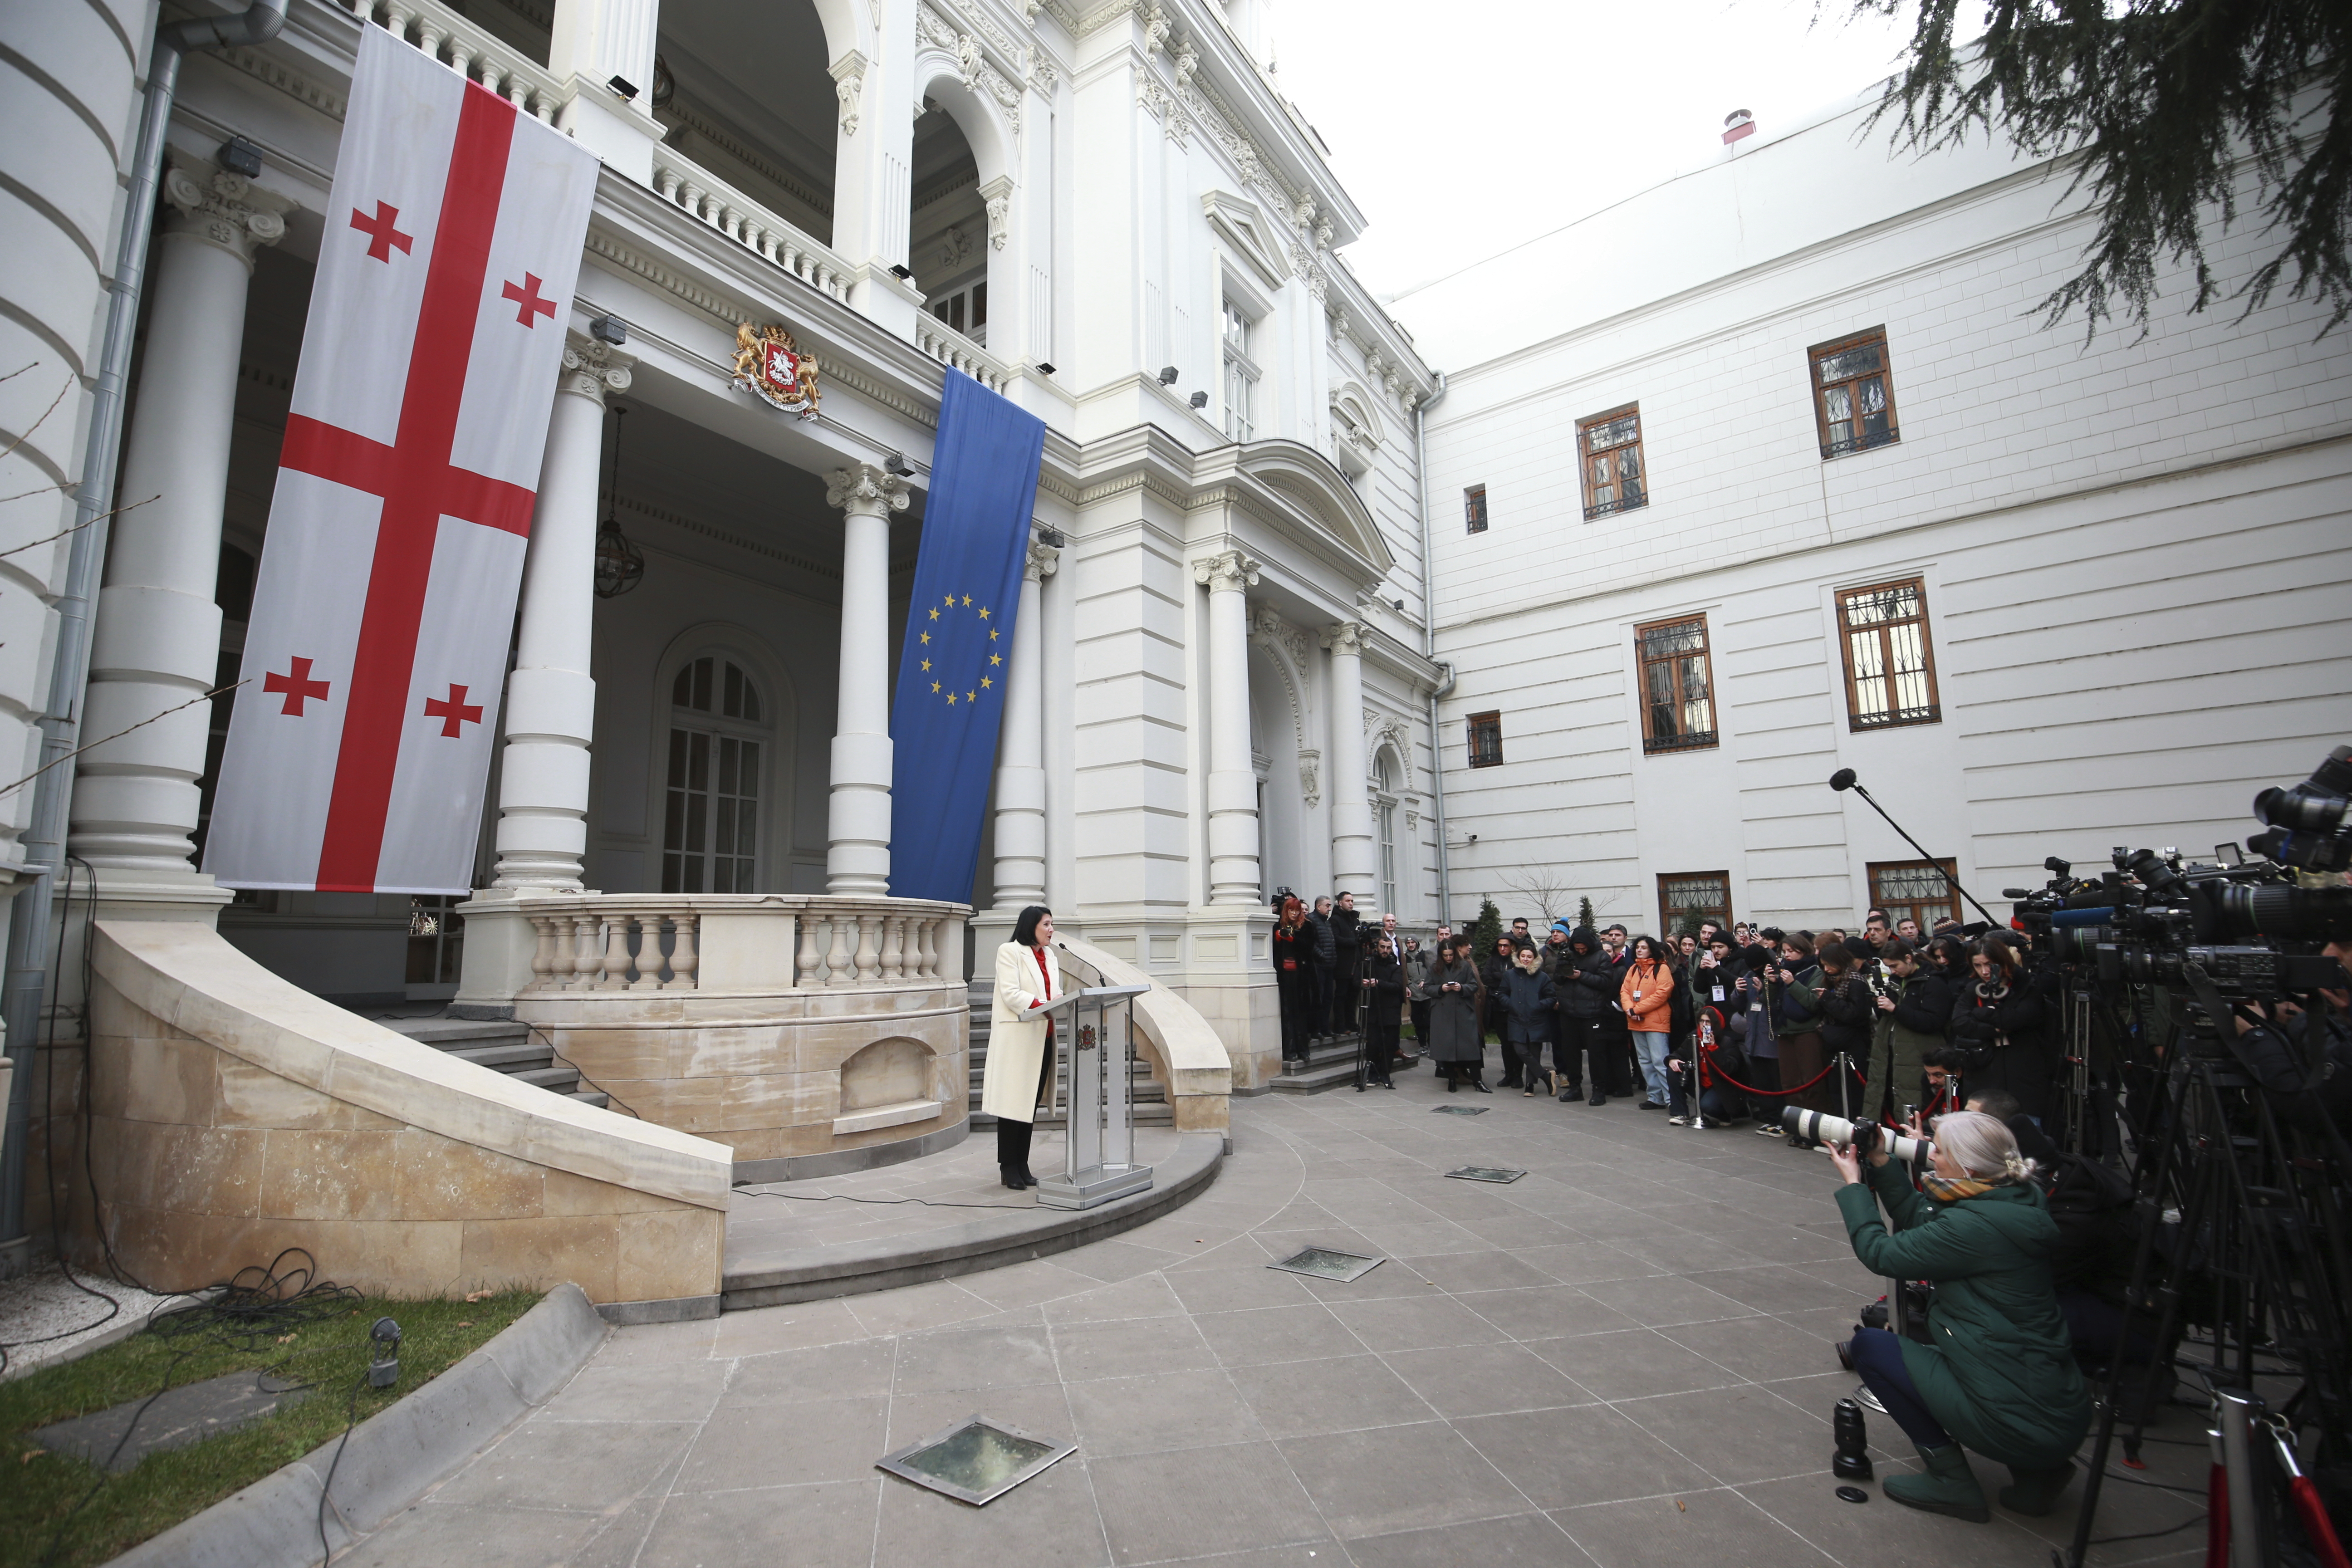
[70, 156, 288, 887]
[1323, 620, 1374, 902]
[490, 333, 632, 890]
[824, 464, 908, 895]
[1194, 550, 1262, 905]
[990, 536, 1058, 910]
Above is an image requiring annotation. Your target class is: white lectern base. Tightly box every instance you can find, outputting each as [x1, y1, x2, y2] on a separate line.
[1034, 1163, 1155, 1210]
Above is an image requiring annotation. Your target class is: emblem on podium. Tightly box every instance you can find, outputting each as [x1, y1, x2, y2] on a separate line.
[731, 320, 821, 418]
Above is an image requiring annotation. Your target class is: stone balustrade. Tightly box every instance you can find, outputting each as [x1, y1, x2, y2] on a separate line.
[516, 894, 957, 994]
[914, 316, 1012, 394]
[651, 146, 854, 303]
[347, 0, 570, 122]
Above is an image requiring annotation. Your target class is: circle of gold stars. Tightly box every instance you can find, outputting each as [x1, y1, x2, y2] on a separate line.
[917, 591, 1002, 706]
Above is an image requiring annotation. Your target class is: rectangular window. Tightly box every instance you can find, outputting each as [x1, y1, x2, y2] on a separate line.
[1466, 710, 1503, 768]
[1811, 329, 1898, 458]
[1222, 300, 1257, 442]
[1578, 405, 1646, 520]
[1657, 872, 1732, 940]
[1463, 484, 1488, 534]
[1837, 577, 1940, 729]
[1869, 859, 1960, 933]
[662, 728, 761, 893]
[1635, 615, 1717, 754]
[927, 281, 989, 346]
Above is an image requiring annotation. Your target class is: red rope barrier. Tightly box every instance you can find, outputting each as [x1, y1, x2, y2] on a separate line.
[1700, 1056, 1844, 1098]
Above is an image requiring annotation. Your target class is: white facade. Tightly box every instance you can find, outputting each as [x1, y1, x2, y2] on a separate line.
[1406, 90, 2352, 936]
[0, 0, 1442, 1097]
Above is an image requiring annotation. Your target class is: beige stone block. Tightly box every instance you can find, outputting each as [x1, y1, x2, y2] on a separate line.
[216, 1057, 403, 1131]
[615, 1207, 723, 1301]
[256, 1128, 407, 1221]
[542, 1167, 691, 1216]
[717, 1126, 786, 1161]
[104, 1119, 265, 1217]
[89, 981, 171, 1044]
[390, 1128, 548, 1221]
[549, 1026, 680, 1084]
[460, 1215, 617, 1301]
[102, 1207, 467, 1298]
[779, 1121, 833, 1156]
[1172, 1093, 1230, 1133]
[832, 1107, 956, 1152]
[673, 1024, 788, 1079]
[92, 1034, 220, 1126]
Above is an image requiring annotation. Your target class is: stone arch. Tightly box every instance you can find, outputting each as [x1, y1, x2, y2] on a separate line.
[908, 71, 1013, 351]
[1328, 380, 1385, 480]
[1247, 641, 1310, 902]
[838, 1035, 939, 1118]
[647, 624, 799, 894]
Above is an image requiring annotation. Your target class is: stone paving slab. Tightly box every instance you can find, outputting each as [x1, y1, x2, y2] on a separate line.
[337, 1077, 2201, 1567]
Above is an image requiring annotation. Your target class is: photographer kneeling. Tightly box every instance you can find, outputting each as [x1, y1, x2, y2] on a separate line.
[1827, 1112, 2091, 1523]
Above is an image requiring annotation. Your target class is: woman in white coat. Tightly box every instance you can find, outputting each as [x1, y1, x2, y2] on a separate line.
[985, 905, 1061, 1188]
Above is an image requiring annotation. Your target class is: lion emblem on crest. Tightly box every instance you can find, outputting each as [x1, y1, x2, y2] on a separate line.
[731, 320, 821, 419]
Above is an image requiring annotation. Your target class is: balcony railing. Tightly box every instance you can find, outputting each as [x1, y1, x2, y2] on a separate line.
[915, 316, 1012, 394]
[650, 144, 854, 304]
[347, 0, 569, 122]
[519, 894, 962, 993]
[1822, 426, 1901, 461]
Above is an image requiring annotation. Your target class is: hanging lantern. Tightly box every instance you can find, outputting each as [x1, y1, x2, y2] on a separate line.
[593, 405, 644, 598]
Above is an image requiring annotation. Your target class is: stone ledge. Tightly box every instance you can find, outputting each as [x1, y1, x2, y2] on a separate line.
[832, 1096, 942, 1135]
[108, 1283, 607, 1568]
[730, 1116, 970, 1185]
[720, 1131, 1223, 1309]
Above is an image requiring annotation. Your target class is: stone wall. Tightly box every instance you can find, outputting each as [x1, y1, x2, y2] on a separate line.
[74, 921, 734, 1305]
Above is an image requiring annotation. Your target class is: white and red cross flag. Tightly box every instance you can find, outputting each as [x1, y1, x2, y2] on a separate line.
[205, 25, 597, 893]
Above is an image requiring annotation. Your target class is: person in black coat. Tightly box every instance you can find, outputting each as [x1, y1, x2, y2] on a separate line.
[1356, 926, 1406, 1089]
[1479, 936, 1517, 1057]
[1493, 945, 1557, 1093]
[1817, 944, 1879, 1083]
[1328, 892, 1363, 1036]
[1952, 937, 2053, 1122]
[1304, 897, 1338, 1043]
[1271, 897, 1313, 1063]
[1553, 926, 1615, 1105]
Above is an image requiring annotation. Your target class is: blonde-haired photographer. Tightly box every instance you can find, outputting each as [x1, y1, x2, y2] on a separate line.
[1826, 1110, 2092, 1522]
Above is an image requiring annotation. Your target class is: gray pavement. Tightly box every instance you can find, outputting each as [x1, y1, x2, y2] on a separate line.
[336, 1073, 2204, 1567]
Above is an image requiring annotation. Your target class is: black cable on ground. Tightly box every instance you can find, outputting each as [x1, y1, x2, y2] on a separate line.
[314, 1367, 368, 1565]
[2087, 1512, 2205, 1546]
[737, 1188, 1031, 1212]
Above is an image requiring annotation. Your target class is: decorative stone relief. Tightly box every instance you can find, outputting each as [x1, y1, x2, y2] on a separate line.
[918, 7, 1025, 132]
[938, 225, 974, 267]
[1405, 808, 1418, 831]
[1142, 1, 1170, 54]
[1319, 620, 1369, 657]
[829, 52, 867, 135]
[1363, 710, 1413, 775]
[162, 156, 291, 269]
[1025, 536, 1061, 581]
[1137, 75, 1170, 118]
[1251, 607, 1309, 673]
[827, 464, 912, 519]
[1171, 37, 1198, 92]
[1298, 750, 1322, 810]
[981, 178, 1013, 249]
[558, 332, 634, 407]
[1193, 550, 1260, 593]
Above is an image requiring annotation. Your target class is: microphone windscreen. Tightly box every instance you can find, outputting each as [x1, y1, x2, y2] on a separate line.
[1829, 768, 1858, 792]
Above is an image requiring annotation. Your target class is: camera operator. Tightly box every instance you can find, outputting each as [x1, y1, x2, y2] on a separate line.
[1872, 938, 1953, 1123]
[1825, 1112, 2092, 1523]
[1768, 932, 1834, 1139]
[1951, 936, 2055, 1126]
[1738, 928, 1785, 1134]
[1815, 941, 1878, 1102]
[1553, 926, 1615, 1105]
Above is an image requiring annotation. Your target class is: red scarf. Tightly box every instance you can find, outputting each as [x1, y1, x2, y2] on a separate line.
[1030, 945, 1052, 1006]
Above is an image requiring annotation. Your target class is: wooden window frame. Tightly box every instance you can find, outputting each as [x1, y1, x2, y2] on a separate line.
[1464, 483, 1489, 534]
[1634, 614, 1718, 755]
[1577, 403, 1648, 520]
[1466, 710, 1504, 768]
[1809, 328, 1899, 460]
[1836, 576, 1941, 730]
[1656, 871, 1732, 940]
[1868, 858, 1960, 932]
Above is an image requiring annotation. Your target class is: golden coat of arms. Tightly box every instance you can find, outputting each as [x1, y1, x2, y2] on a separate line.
[731, 321, 821, 419]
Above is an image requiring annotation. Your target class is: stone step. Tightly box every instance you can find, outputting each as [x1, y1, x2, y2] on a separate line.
[1267, 1034, 1424, 1095]
[379, 1016, 531, 1048]
[379, 1013, 592, 1102]
[449, 1042, 550, 1072]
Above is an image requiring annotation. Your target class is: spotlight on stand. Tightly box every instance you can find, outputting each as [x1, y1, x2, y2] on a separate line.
[593, 406, 644, 598]
[1188, 391, 1208, 409]
[882, 451, 915, 477]
[1035, 362, 1056, 376]
[588, 314, 628, 346]
[368, 1317, 403, 1388]
[608, 74, 641, 101]
[889, 264, 916, 281]
[216, 135, 264, 178]
[1157, 366, 1180, 385]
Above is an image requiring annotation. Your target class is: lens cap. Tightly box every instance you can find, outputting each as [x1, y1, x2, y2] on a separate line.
[1835, 1485, 1869, 1504]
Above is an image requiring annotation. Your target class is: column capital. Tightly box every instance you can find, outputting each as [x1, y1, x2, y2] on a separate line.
[1024, 536, 1060, 583]
[827, 463, 911, 518]
[558, 331, 635, 406]
[161, 155, 290, 271]
[1318, 619, 1369, 656]
[1192, 550, 1259, 593]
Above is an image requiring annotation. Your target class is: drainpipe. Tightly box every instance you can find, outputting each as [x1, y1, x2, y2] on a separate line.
[1412, 371, 1451, 923]
[0, 0, 290, 1274]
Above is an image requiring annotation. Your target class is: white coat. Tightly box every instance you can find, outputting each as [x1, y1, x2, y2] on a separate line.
[982, 941, 1061, 1123]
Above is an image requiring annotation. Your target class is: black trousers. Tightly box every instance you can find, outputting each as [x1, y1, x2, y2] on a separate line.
[1362, 998, 1399, 1083]
[1410, 998, 1432, 1044]
[1600, 1026, 1637, 1098]
[1331, 956, 1362, 1034]
[996, 1032, 1057, 1173]
[1555, 1015, 1599, 1092]
[1277, 970, 1310, 1060]
[1305, 964, 1332, 1036]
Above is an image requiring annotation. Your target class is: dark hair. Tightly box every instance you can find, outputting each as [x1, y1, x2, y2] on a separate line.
[1924, 1046, 1970, 1071]
[1819, 945, 1855, 975]
[1968, 1087, 2024, 1120]
[1883, 937, 1917, 962]
[1931, 934, 1972, 974]
[1013, 905, 1052, 946]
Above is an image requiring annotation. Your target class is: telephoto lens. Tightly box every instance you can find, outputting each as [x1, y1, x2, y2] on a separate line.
[1832, 1398, 1874, 1481]
[1783, 1107, 1932, 1165]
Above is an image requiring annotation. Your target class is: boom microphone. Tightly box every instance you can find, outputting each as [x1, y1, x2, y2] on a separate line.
[1829, 768, 1858, 792]
[1824, 767, 2001, 927]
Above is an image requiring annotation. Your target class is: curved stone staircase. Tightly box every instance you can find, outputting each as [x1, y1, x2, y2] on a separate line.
[377, 1014, 611, 1108]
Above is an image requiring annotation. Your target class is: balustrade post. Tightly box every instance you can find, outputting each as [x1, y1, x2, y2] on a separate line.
[600, 916, 631, 990]
[629, 914, 664, 990]
[918, 917, 937, 978]
[825, 916, 854, 985]
[571, 913, 599, 989]
[795, 915, 822, 988]
[854, 913, 882, 983]
[668, 913, 699, 989]
[529, 916, 556, 991]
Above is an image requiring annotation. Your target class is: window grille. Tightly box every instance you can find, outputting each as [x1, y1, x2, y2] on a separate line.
[1466, 711, 1503, 768]
[1657, 872, 1731, 939]
[1811, 329, 1899, 458]
[1838, 578, 1940, 729]
[1636, 616, 1717, 753]
[1869, 859, 1960, 932]
[1464, 484, 1489, 534]
[1578, 406, 1646, 519]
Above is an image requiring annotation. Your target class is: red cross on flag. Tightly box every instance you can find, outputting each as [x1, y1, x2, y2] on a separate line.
[205, 26, 597, 894]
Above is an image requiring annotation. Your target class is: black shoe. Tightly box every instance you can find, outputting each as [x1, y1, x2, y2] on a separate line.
[1448, 1077, 1459, 1092]
[1498, 1078, 1523, 1090]
[1472, 1079, 1492, 1093]
[1588, 1095, 1607, 1106]
[1356, 1081, 1367, 1093]
[1379, 1080, 1396, 1090]
[1638, 1101, 1665, 1111]
[1558, 1087, 1580, 1102]
[1002, 1168, 1025, 1189]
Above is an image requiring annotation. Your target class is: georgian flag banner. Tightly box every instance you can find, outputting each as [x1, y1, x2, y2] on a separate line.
[205, 25, 598, 893]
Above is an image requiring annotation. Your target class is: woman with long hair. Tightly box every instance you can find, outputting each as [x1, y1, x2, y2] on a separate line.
[1770, 932, 1833, 1142]
[1416, 935, 1489, 1092]
[1952, 936, 2052, 1122]
[985, 905, 1062, 1189]
[1619, 935, 1675, 1109]
[1271, 895, 1313, 1065]
[1826, 1111, 2091, 1522]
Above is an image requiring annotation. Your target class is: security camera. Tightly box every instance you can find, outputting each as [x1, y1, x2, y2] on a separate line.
[1158, 366, 1180, 385]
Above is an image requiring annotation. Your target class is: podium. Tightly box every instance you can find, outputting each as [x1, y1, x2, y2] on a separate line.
[1029, 977, 1154, 1210]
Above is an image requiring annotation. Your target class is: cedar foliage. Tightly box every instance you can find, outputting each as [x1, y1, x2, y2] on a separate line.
[1849, 0, 2351, 335]
[1469, 898, 1503, 958]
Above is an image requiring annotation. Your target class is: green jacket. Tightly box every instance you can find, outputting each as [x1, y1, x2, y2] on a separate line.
[1873, 970, 1950, 1117]
[1836, 1160, 2092, 1468]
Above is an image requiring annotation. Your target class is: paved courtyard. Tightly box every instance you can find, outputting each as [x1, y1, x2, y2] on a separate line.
[340, 1075, 2201, 1567]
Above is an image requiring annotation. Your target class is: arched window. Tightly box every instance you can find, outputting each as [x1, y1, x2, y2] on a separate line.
[1374, 751, 1398, 916]
[663, 655, 767, 892]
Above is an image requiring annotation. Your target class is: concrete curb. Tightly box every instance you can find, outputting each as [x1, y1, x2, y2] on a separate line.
[107, 1283, 607, 1568]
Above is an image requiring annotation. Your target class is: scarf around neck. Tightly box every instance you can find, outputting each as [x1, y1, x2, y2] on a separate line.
[1921, 1172, 2000, 1203]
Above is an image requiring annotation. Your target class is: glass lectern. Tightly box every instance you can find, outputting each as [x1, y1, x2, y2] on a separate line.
[1029, 948, 1154, 1210]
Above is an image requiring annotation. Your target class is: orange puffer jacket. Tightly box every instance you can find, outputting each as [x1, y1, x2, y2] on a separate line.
[1619, 957, 1674, 1030]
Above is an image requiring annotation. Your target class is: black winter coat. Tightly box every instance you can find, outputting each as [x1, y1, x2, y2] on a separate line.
[1329, 909, 1362, 965]
[1555, 931, 1617, 1020]
[1493, 965, 1556, 1044]
[1818, 973, 1877, 1058]
[1304, 911, 1336, 967]
[1952, 977, 2053, 1119]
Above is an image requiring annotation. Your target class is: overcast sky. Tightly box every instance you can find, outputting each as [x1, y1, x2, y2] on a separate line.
[1268, 0, 1925, 310]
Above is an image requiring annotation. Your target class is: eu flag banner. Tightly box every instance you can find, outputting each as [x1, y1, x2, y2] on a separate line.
[887, 372, 1046, 902]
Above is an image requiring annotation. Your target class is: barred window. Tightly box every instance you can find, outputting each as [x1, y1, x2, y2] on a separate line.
[1810, 329, 1898, 459]
[1636, 615, 1716, 754]
[1466, 710, 1504, 768]
[1578, 405, 1646, 519]
[1657, 872, 1732, 939]
[1870, 859, 1959, 932]
[1838, 578, 1940, 729]
[1464, 484, 1489, 534]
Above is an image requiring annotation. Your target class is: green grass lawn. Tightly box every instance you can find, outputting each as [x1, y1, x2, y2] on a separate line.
[0, 1286, 540, 1568]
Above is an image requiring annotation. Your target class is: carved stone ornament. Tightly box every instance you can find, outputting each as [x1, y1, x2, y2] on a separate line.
[732, 321, 821, 419]
[1025, 535, 1061, 581]
[559, 332, 634, 407]
[1364, 710, 1412, 773]
[1320, 620, 1368, 657]
[829, 52, 867, 136]
[1298, 750, 1322, 810]
[980, 177, 1014, 250]
[1171, 38, 1198, 92]
[939, 225, 975, 268]
[1142, 1, 1170, 54]
[1252, 607, 1309, 672]
[1404, 808, 1418, 831]
[1193, 550, 1260, 593]
[162, 156, 291, 269]
[826, 463, 911, 516]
